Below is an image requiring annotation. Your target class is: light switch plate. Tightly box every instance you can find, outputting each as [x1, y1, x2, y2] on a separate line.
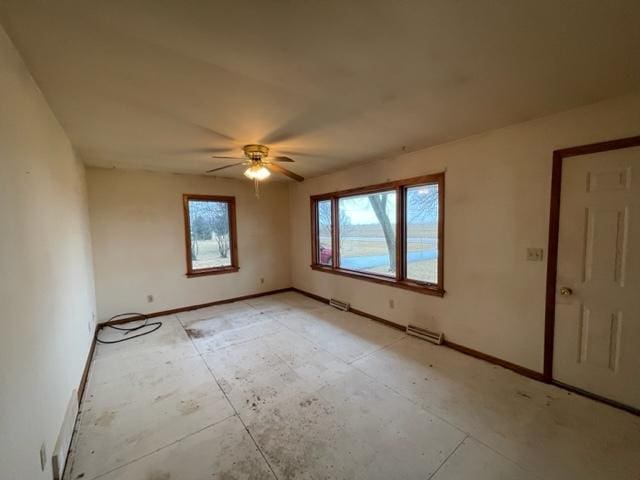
[526, 247, 544, 262]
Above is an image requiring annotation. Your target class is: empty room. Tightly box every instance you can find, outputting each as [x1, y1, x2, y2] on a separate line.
[2, 1, 640, 479]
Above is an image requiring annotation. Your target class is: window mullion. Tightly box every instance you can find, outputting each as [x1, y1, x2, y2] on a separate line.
[331, 198, 339, 269]
[312, 200, 318, 265]
[396, 186, 404, 281]
[437, 176, 444, 289]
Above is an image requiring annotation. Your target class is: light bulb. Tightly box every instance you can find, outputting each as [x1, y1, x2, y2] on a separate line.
[244, 165, 271, 180]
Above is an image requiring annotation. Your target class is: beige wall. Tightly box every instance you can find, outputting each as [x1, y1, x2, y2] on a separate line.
[87, 168, 291, 320]
[0, 26, 96, 480]
[289, 91, 640, 373]
[2, 16, 639, 479]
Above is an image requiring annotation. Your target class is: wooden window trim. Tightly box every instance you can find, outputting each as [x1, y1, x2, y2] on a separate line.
[310, 173, 445, 297]
[183, 194, 239, 278]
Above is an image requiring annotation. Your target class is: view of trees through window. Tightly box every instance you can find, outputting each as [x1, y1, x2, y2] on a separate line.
[339, 191, 397, 276]
[188, 199, 231, 270]
[405, 184, 439, 284]
[317, 200, 332, 265]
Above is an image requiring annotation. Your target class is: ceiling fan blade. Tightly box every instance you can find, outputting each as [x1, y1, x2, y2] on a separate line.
[171, 147, 233, 155]
[274, 149, 319, 157]
[267, 163, 304, 182]
[270, 156, 295, 162]
[206, 162, 246, 173]
[211, 155, 245, 160]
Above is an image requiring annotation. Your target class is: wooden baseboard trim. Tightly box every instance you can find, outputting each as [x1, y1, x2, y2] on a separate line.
[292, 287, 543, 381]
[291, 287, 328, 305]
[442, 339, 545, 382]
[552, 380, 639, 416]
[293, 287, 640, 414]
[349, 306, 406, 332]
[78, 327, 97, 403]
[291, 287, 405, 332]
[98, 287, 293, 329]
[81, 288, 293, 405]
[100, 287, 295, 327]
[91, 287, 638, 416]
[60, 326, 98, 480]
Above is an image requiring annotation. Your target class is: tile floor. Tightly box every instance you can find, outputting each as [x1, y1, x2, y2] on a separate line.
[65, 292, 640, 480]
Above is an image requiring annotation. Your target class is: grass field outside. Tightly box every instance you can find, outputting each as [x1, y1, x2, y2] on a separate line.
[318, 223, 438, 283]
[369, 259, 438, 281]
[191, 238, 232, 269]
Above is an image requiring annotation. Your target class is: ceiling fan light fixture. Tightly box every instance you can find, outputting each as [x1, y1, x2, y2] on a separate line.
[243, 164, 270, 180]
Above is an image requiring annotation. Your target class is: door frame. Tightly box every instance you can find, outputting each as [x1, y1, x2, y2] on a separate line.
[544, 134, 640, 414]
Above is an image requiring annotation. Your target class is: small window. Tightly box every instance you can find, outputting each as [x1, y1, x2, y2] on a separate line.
[183, 194, 238, 277]
[310, 173, 444, 296]
[405, 184, 439, 284]
[316, 199, 333, 266]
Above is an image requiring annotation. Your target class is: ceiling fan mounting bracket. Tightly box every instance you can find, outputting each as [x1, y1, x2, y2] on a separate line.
[243, 144, 269, 159]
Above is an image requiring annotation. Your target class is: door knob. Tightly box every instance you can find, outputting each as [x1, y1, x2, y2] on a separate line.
[559, 286, 573, 296]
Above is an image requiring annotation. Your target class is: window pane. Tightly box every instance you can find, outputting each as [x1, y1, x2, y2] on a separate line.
[405, 184, 439, 284]
[317, 200, 333, 266]
[188, 200, 231, 270]
[338, 191, 396, 276]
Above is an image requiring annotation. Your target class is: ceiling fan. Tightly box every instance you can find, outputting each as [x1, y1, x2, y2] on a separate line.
[206, 144, 304, 183]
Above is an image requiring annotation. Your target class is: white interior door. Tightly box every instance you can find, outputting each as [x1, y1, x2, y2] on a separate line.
[554, 146, 640, 409]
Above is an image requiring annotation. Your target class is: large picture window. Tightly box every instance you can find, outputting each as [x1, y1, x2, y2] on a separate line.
[310, 173, 444, 296]
[183, 194, 238, 277]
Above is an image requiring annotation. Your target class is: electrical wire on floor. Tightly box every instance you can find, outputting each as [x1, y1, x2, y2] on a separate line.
[96, 313, 162, 344]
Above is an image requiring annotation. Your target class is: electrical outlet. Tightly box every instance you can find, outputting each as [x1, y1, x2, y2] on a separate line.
[389, 299, 395, 309]
[39, 442, 46, 471]
[260, 277, 264, 285]
[526, 248, 544, 262]
[147, 294, 154, 303]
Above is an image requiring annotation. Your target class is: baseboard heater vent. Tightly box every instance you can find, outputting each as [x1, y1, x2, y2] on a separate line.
[329, 298, 350, 311]
[406, 325, 444, 345]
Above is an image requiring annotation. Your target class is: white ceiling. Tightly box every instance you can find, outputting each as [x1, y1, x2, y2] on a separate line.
[2, 0, 639, 180]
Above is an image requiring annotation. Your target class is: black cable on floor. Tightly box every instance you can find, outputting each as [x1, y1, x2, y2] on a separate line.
[96, 313, 162, 344]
